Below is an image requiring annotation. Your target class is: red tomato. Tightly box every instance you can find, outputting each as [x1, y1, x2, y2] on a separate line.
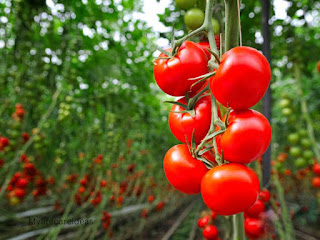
[201, 163, 260, 215]
[202, 225, 219, 240]
[312, 177, 320, 188]
[259, 189, 271, 202]
[163, 144, 212, 194]
[216, 109, 272, 164]
[154, 41, 208, 96]
[198, 215, 210, 228]
[210, 46, 271, 109]
[245, 218, 266, 239]
[211, 211, 217, 221]
[169, 94, 215, 144]
[245, 199, 265, 218]
[198, 37, 220, 60]
[313, 163, 320, 176]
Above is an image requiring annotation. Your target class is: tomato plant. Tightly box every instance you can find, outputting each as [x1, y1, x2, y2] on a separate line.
[210, 46, 271, 109]
[216, 109, 272, 164]
[201, 163, 260, 215]
[154, 41, 209, 96]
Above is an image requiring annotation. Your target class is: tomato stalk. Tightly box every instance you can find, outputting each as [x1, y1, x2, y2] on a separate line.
[293, 63, 320, 162]
[224, 0, 240, 51]
[232, 213, 246, 240]
[224, 1, 246, 240]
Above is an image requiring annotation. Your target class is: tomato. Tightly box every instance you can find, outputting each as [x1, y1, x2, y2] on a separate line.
[198, 37, 221, 60]
[259, 189, 270, 202]
[184, 8, 205, 30]
[279, 98, 291, 108]
[163, 144, 212, 194]
[211, 211, 217, 221]
[301, 138, 312, 148]
[202, 225, 219, 240]
[298, 129, 308, 137]
[282, 108, 293, 116]
[312, 177, 320, 188]
[175, 0, 196, 10]
[289, 146, 301, 157]
[295, 158, 307, 168]
[210, 46, 271, 109]
[287, 133, 299, 144]
[154, 41, 208, 96]
[201, 163, 260, 215]
[211, 18, 220, 34]
[313, 163, 320, 176]
[169, 94, 214, 144]
[216, 109, 272, 164]
[317, 60, 320, 73]
[245, 199, 265, 218]
[198, 215, 210, 228]
[245, 218, 265, 239]
[303, 150, 313, 159]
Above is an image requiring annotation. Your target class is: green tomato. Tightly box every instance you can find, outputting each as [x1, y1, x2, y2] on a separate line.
[176, 0, 197, 10]
[184, 8, 205, 30]
[295, 157, 307, 168]
[212, 18, 220, 34]
[303, 150, 313, 159]
[298, 129, 308, 138]
[282, 108, 292, 116]
[279, 98, 291, 108]
[301, 138, 312, 148]
[275, 162, 284, 171]
[290, 146, 302, 157]
[288, 133, 299, 144]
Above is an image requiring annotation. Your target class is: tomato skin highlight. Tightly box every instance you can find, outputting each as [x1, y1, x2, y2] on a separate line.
[154, 41, 208, 96]
[216, 109, 272, 164]
[201, 163, 260, 215]
[163, 144, 212, 194]
[210, 46, 271, 109]
[169, 95, 213, 144]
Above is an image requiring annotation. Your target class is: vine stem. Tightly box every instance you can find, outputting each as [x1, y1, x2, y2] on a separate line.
[293, 63, 320, 162]
[224, 0, 239, 50]
[232, 213, 246, 240]
[223, 1, 245, 240]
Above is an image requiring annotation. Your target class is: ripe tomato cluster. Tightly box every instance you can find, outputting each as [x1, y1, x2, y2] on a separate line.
[197, 210, 220, 240]
[154, 36, 271, 216]
[244, 189, 271, 240]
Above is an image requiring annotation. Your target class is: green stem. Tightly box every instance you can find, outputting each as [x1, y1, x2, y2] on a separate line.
[293, 63, 320, 162]
[232, 213, 246, 240]
[224, 0, 239, 51]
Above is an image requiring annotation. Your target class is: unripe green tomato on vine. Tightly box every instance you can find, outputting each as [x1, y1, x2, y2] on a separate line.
[295, 157, 307, 168]
[301, 138, 312, 148]
[184, 8, 204, 30]
[282, 107, 292, 116]
[211, 18, 220, 35]
[303, 150, 313, 159]
[288, 133, 299, 144]
[175, 0, 197, 10]
[279, 98, 291, 108]
[290, 146, 302, 157]
[298, 129, 308, 138]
